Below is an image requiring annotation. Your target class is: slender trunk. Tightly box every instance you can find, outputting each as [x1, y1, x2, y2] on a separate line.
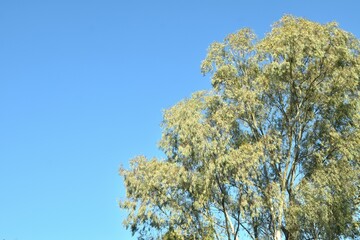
[274, 229, 282, 240]
[224, 209, 239, 240]
[274, 191, 285, 239]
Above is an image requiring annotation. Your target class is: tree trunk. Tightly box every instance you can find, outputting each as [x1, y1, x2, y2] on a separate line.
[274, 229, 282, 240]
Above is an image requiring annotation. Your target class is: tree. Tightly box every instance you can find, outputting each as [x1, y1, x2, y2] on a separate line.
[120, 16, 360, 240]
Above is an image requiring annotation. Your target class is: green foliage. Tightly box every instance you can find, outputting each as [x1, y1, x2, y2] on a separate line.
[120, 16, 360, 240]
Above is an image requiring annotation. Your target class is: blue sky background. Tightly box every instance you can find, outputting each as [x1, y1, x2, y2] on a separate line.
[1, 1, 359, 239]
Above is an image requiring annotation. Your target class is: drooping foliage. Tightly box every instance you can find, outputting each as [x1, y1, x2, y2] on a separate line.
[120, 16, 360, 240]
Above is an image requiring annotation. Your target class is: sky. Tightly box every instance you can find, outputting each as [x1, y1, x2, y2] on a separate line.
[0, 1, 359, 239]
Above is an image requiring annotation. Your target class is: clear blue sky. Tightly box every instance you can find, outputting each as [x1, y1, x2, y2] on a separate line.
[0, 1, 359, 239]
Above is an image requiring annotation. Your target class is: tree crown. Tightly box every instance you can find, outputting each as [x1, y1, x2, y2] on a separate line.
[121, 15, 360, 240]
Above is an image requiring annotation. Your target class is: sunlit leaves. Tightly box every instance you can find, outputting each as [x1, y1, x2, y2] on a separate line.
[121, 16, 360, 240]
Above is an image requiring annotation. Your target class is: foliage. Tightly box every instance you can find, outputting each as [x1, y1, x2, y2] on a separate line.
[120, 16, 360, 240]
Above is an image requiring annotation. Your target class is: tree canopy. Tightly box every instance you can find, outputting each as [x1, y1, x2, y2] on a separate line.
[120, 16, 360, 240]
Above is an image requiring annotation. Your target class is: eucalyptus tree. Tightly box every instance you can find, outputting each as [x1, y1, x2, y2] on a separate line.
[120, 16, 360, 240]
